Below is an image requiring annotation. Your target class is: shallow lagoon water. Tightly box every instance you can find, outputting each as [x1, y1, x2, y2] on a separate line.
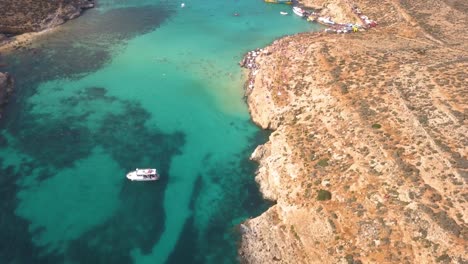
[0, 0, 320, 263]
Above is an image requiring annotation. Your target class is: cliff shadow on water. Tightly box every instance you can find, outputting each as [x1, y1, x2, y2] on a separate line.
[166, 128, 273, 264]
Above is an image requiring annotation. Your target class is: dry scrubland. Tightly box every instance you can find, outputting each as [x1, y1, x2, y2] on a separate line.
[240, 0, 467, 263]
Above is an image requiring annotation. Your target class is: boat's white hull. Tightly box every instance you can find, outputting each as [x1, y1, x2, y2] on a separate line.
[293, 7, 304, 17]
[126, 171, 159, 181]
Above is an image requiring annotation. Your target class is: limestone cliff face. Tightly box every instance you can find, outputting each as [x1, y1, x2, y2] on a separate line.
[240, 0, 467, 263]
[0, 72, 14, 118]
[0, 0, 94, 34]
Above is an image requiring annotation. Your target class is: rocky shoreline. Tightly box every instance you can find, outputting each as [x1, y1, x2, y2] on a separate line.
[0, 0, 94, 35]
[240, 0, 467, 263]
[0, 0, 95, 51]
[0, 0, 95, 118]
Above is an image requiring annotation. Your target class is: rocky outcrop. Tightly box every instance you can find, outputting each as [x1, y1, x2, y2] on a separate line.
[300, 0, 360, 24]
[0, 72, 14, 118]
[0, 0, 95, 35]
[240, 0, 467, 263]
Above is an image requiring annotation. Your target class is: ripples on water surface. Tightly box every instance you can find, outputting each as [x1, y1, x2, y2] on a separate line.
[0, 0, 320, 263]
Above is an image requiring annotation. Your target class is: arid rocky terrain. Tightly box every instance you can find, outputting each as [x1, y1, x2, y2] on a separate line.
[240, 0, 467, 263]
[0, 0, 94, 35]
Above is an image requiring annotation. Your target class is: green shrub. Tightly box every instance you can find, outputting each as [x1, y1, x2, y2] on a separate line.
[317, 159, 329, 167]
[317, 189, 332, 201]
[372, 123, 382, 129]
[436, 254, 451, 263]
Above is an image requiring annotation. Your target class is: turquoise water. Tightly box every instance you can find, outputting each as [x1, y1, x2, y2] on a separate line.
[0, 1, 320, 263]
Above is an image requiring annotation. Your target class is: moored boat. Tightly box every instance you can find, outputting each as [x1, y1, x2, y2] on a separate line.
[280, 11, 288, 15]
[126, 168, 160, 181]
[264, 0, 292, 4]
[293, 6, 305, 17]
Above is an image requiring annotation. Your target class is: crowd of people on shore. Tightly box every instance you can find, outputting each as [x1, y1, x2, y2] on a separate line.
[239, 48, 268, 92]
[240, 1, 378, 95]
[239, 49, 263, 70]
[287, 1, 377, 34]
[309, 5, 376, 34]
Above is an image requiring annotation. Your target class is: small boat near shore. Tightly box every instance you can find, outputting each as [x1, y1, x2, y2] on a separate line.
[126, 168, 160, 181]
[265, 0, 292, 4]
[293, 7, 305, 17]
[280, 11, 288, 15]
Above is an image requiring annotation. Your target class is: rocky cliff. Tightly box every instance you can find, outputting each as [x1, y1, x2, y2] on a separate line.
[0, 0, 94, 35]
[240, 0, 467, 263]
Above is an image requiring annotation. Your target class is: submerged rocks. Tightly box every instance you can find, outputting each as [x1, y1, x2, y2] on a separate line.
[0, 0, 95, 35]
[0, 0, 95, 119]
[0, 72, 14, 119]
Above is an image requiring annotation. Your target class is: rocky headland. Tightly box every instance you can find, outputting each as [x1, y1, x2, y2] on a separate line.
[0, 0, 94, 35]
[0, 0, 95, 50]
[240, 0, 467, 263]
[0, 0, 95, 117]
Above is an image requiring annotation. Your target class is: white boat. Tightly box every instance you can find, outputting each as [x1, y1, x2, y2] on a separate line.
[265, 0, 292, 3]
[280, 11, 288, 15]
[293, 7, 304, 17]
[318, 16, 335, 25]
[126, 168, 160, 181]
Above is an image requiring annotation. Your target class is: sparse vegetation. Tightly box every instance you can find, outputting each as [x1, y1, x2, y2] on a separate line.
[238, 0, 467, 262]
[317, 159, 329, 167]
[290, 225, 300, 240]
[317, 190, 332, 201]
[436, 254, 451, 263]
